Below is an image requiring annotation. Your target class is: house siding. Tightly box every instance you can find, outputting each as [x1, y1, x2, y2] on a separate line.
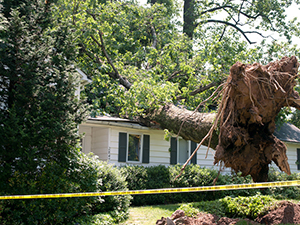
[79, 126, 92, 154]
[269, 142, 300, 173]
[109, 127, 170, 166]
[92, 127, 109, 161]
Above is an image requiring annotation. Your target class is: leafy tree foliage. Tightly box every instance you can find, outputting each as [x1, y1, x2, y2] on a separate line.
[59, 0, 300, 120]
[0, 0, 89, 212]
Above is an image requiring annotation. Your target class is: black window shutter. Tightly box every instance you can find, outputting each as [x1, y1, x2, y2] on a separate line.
[170, 137, 177, 165]
[297, 149, 300, 170]
[142, 135, 150, 163]
[190, 141, 197, 164]
[118, 132, 127, 162]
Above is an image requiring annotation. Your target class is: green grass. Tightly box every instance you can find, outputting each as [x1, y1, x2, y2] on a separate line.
[118, 204, 181, 225]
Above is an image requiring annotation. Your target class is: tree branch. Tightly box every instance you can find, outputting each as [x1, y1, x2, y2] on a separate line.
[150, 25, 157, 49]
[177, 79, 225, 100]
[86, 10, 132, 89]
[90, 33, 132, 90]
[196, 19, 256, 44]
[167, 70, 184, 81]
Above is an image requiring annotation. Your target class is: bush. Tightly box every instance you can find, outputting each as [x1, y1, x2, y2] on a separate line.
[177, 195, 276, 221]
[193, 199, 227, 217]
[216, 171, 259, 198]
[220, 194, 275, 219]
[90, 158, 132, 223]
[265, 168, 300, 200]
[121, 165, 170, 206]
[121, 164, 300, 207]
[178, 199, 227, 218]
[169, 164, 222, 202]
[0, 152, 131, 224]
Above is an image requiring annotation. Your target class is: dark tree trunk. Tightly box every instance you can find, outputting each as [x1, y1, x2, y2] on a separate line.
[183, 0, 196, 39]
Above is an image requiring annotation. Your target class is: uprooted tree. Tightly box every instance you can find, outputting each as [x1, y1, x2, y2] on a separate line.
[145, 56, 300, 182]
[57, 0, 300, 181]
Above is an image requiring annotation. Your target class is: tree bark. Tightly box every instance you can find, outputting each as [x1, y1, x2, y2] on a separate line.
[183, 0, 196, 39]
[142, 103, 219, 148]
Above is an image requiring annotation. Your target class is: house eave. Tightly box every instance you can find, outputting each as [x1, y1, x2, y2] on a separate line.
[81, 118, 151, 130]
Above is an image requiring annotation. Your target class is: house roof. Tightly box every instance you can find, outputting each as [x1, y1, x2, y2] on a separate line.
[274, 122, 300, 143]
[84, 116, 150, 130]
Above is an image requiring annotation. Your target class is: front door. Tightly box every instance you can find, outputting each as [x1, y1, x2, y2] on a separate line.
[178, 139, 189, 164]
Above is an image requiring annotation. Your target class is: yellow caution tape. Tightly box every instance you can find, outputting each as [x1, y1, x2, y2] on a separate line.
[1, 180, 299, 200]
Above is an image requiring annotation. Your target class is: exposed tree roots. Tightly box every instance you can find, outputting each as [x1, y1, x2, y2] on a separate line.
[214, 56, 300, 182]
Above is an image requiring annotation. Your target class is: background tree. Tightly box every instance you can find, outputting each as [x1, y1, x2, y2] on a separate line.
[0, 0, 113, 223]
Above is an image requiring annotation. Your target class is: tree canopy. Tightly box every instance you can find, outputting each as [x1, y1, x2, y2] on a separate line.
[58, 0, 300, 116]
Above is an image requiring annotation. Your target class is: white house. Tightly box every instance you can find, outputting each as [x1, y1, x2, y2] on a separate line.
[273, 122, 300, 173]
[79, 117, 300, 173]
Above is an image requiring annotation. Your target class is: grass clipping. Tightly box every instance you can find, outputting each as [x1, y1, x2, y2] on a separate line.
[214, 56, 300, 182]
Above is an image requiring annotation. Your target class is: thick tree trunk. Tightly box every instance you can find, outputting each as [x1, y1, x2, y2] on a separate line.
[142, 103, 219, 148]
[183, 0, 196, 39]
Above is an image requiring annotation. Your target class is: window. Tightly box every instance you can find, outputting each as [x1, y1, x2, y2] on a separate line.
[170, 137, 197, 165]
[128, 134, 141, 161]
[118, 132, 150, 163]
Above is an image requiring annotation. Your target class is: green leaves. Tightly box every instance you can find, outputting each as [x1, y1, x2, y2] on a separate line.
[122, 79, 178, 117]
[57, 0, 300, 119]
[0, 0, 88, 219]
[221, 195, 275, 219]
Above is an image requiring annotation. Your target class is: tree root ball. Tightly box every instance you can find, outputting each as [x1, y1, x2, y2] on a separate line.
[214, 56, 300, 182]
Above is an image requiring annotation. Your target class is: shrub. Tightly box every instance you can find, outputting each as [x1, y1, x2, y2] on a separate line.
[0, 152, 131, 224]
[178, 203, 200, 217]
[90, 158, 132, 223]
[265, 168, 300, 200]
[192, 199, 227, 217]
[220, 194, 275, 219]
[216, 172, 260, 198]
[121, 165, 170, 206]
[169, 164, 222, 202]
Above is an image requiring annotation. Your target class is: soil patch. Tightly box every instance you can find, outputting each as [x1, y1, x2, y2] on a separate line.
[156, 201, 300, 225]
[256, 201, 300, 224]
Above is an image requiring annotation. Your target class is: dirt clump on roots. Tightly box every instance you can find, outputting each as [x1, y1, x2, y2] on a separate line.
[156, 201, 300, 224]
[213, 56, 300, 182]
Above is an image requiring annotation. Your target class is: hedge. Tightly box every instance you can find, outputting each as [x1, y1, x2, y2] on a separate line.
[121, 164, 300, 206]
[121, 164, 260, 206]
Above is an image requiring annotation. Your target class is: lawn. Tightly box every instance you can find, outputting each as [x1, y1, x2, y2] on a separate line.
[118, 203, 181, 225]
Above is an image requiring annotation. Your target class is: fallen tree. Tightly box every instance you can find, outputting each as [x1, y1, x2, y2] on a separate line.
[144, 56, 300, 182]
